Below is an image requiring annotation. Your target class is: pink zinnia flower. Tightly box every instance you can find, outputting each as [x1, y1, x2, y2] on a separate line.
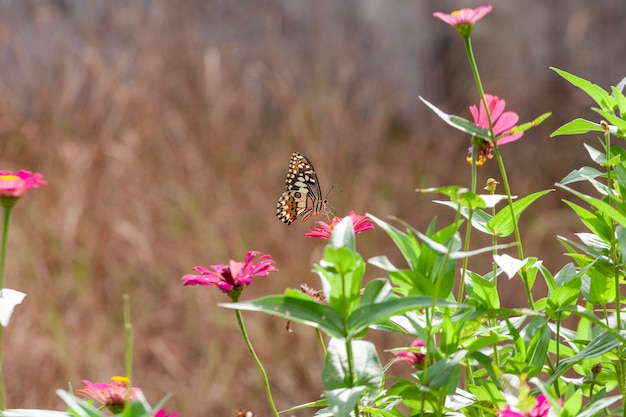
[304, 211, 374, 240]
[182, 251, 277, 300]
[393, 339, 426, 368]
[433, 5, 492, 38]
[468, 94, 523, 165]
[0, 170, 46, 198]
[154, 409, 180, 417]
[499, 394, 554, 417]
[77, 376, 141, 414]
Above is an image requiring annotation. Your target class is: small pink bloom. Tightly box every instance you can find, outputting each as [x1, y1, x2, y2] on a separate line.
[499, 394, 556, 417]
[433, 5, 492, 37]
[154, 409, 180, 417]
[0, 170, 47, 198]
[182, 251, 277, 296]
[393, 339, 426, 368]
[304, 211, 374, 240]
[77, 376, 141, 414]
[468, 94, 523, 165]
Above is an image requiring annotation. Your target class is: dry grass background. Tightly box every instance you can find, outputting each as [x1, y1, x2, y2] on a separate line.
[0, 1, 625, 415]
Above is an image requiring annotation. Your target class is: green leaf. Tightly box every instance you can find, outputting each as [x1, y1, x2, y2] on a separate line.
[487, 190, 553, 237]
[557, 183, 626, 229]
[550, 118, 603, 137]
[56, 390, 106, 417]
[323, 387, 365, 417]
[221, 291, 346, 339]
[594, 108, 626, 135]
[612, 86, 626, 118]
[559, 166, 603, 186]
[418, 186, 486, 210]
[361, 278, 394, 306]
[509, 112, 551, 134]
[346, 297, 463, 339]
[317, 245, 365, 317]
[551, 67, 615, 111]
[573, 396, 622, 417]
[323, 339, 383, 389]
[368, 214, 420, 269]
[419, 96, 490, 139]
[562, 200, 612, 241]
[465, 271, 500, 309]
[424, 350, 466, 392]
[525, 321, 550, 377]
[434, 201, 493, 234]
[329, 216, 356, 251]
[545, 332, 622, 386]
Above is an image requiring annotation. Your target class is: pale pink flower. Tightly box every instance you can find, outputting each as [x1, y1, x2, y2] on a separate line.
[0, 170, 46, 198]
[182, 251, 277, 299]
[433, 5, 492, 37]
[304, 211, 374, 240]
[468, 94, 523, 165]
[77, 376, 141, 414]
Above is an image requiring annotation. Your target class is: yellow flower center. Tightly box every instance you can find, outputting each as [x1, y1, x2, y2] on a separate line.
[0, 175, 18, 181]
[111, 375, 130, 385]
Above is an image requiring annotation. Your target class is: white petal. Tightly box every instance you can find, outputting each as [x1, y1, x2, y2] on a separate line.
[494, 254, 526, 279]
[0, 289, 26, 326]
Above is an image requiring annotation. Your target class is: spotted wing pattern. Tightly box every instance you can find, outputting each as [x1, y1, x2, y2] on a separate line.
[276, 152, 327, 225]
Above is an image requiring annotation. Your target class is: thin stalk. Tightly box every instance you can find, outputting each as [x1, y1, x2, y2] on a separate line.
[0, 202, 15, 410]
[315, 329, 327, 356]
[602, 128, 626, 413]
[463, 36, 534, 309]
[124, 294, 133, 383]
[235, 310, 279, 417]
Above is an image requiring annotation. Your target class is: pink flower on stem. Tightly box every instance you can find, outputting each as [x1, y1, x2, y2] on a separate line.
[433, 5, 492, 38]
[154, 409, 180, 417]
[468, 94, 523, 166]
[0, 170, 46, 200]
[499, 394, 555, 417]
[393, 339, 426, 368]
[182, 251, 277, 301]
[77, 376, 141, 414]
[304, 211, 374, 240]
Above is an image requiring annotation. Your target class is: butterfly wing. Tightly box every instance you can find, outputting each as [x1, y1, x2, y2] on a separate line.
[276, 152, 325, 225]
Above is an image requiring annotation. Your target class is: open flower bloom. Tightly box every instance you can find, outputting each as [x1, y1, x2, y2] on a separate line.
[77, 376, 141, 414]
[392, 339, 426, 368]
[0, 170, 47, 198]
[433, 5, 492, 37]
[182, 251, 277, 298]
[499, 394, 554, 417]
[468, 94, 524, 165]
[304, 211, 374, 240]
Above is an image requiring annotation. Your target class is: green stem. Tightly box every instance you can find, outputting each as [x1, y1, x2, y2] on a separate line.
[235, 310, 279, 417]
[315, 329, 327, 357]
[463, 36, 534, 309]
[123, 294, 133, 383]
[0, 202, 14, 410]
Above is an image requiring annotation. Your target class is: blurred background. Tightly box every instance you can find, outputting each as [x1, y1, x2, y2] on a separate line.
[0, 0, 625, 415]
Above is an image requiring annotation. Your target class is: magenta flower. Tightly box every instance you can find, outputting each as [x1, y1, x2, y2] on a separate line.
[0, 170, 47, 199]
[393, 339, 426, 368]
[154, 409, 180, 417]
[77, 376, 141, 414]
[499, 394, 555, 417]
[304, 211, 374, 240]
[182, 251, 277, 300]
[433, 5, 492, 38]
[468, 94, 523, 165]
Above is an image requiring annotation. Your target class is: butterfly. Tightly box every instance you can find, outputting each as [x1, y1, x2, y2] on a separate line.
[276, 152, 330, 225]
